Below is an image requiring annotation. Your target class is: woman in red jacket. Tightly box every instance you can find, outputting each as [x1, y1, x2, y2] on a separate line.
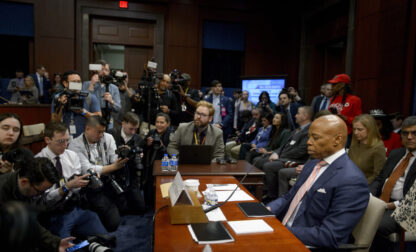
[328, 73, 362, 147]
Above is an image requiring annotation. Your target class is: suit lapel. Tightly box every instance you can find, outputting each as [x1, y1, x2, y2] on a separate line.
[183, 123, 195, 145]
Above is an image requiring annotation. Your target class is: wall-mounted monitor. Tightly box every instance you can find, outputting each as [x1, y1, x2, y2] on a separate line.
[241, 76, 287, 105]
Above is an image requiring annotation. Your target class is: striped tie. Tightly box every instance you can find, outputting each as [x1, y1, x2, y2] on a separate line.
[282, 160, 328, 225]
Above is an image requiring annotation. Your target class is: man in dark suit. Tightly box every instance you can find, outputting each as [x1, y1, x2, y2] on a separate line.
[276, 91, 301, 130]
[256, 106, 313, 200]
[205, 80, 233, 142]
[267, 115, 369, 248]
[312, 83, 332, 114]
[30, 64, 51, 104]
[370, 116, 416, 251]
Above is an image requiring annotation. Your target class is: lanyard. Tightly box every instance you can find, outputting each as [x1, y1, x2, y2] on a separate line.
[82, 134, 107, 165]
[194, 131, 206, 145]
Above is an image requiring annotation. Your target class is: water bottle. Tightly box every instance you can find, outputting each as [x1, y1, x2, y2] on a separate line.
[210, 188, 218, 206]
[161, 154, 170, 172]
[205, 185, 213, 205]
[170, 154, 178, 172]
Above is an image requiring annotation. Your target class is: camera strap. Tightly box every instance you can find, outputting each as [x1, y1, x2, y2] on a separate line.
[82, 134, 108, 165]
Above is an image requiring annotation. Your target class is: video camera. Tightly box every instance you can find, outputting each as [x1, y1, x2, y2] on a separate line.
[109, 70, 127, 87]
[170, 69, 187, 92]
[54, 82, 89, 111]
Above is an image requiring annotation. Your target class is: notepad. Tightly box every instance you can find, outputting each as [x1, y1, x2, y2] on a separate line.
[238, 202, 275, 217]
[202, 204, 227, 221]
[188, 222, 234, 244]
[215, 190, 254, 202]
[206, 184, 240, 191]
[227, 219, 274, 234]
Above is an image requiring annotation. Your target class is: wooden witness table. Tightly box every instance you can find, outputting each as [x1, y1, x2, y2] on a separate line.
[154, 176, 309, 252]
[153, 160, 265, 200]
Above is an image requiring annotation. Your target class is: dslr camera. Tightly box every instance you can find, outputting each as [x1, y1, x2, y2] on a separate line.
[85, 169, 103, 190]
[116, 146, 144, 170]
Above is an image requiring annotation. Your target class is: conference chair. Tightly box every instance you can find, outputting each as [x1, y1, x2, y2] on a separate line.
[389, 230, 416, 252]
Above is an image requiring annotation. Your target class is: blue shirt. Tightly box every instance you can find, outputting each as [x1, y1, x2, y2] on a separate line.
[82, 81, 121, 112]
[51, 93, 101, 138]
[250, 125, 272, 150]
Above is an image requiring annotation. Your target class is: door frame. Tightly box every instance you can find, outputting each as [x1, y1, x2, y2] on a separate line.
[76, 4, 164, 81]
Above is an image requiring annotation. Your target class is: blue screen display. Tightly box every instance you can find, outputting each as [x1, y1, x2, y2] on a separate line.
[242, 79, 285, 105]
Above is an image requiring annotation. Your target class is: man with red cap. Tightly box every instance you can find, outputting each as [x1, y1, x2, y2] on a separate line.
[327, 73, 362, 146]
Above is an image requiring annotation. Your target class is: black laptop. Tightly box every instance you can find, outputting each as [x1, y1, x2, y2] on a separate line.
[178, 145, 213, 164]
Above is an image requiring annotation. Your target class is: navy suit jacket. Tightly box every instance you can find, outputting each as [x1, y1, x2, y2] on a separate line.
[30, 73, 51, 103]
[205, 95, 233, 133]
[268, 153, 369, 248]
[276, 102, 301, 129]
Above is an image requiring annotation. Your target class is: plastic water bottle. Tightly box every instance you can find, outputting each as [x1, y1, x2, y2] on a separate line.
[161, 154, 170, 172]
[205, 185, 218, 206]
[170, 154, 178, 172]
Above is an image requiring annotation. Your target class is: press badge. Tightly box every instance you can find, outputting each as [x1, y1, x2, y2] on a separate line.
[181, 104, 187, 111]
[290, 140, 296, 145]
[69, 122, 76, 135]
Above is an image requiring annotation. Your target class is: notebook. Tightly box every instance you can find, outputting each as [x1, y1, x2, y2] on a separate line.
[227, 219, 274, 235]
[238, 202, 275, 217]
[188, 222, 234, 244]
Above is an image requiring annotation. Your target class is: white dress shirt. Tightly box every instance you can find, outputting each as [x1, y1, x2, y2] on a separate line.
[36, 72, 44, 96]
[287, 148, 346, 227]
[212, 95, 222, 124]
[121, 128, 133, 143]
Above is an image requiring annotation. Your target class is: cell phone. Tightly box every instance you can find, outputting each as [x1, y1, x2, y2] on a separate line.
[66, 240, 90, 252]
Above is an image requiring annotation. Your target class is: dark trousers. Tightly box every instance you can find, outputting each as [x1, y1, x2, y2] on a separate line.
[370, 209, 401, 252]
[238, 143, 252, 160]
[263, 160, 286, 198]
[245, 150, 262, 164]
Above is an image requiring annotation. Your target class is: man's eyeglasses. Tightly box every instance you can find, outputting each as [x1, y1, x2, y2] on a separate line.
[52, 138, 70, 144]
[401, 130, 416, 137]
[30, 182, 44, 195]
[195, 112, 209, 118]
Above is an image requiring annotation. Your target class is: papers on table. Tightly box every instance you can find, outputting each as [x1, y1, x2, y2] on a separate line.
[160, 182, 172, 198]
[202, 204, 227, 222]
[205, 184, 241, 191]
[216, 190, 254, 202]
[227, 219, 274, 235]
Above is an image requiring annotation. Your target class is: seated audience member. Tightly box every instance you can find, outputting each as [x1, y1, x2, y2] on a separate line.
[392, 177, 416, 237]
[390, 112, 404, 134]
[239, 113, 273, 161]
[50, 73, 64, 96]
[68, 116, 128, 232]
[0, 157, 74, 251]
[370, 109, 402, 156]
[17, 76, 39, 104]
[276, 91, 301, 130]
[30, 64, 52, 104]
[225, 109, 261, 159]
[257, 91, 277, 115]
[7, 69, 25, 103]
[312, 83, 333, 113]
[108, 112, 146, 215]
[167, 100, 225, 160]
[146, 113, 175, 161]
[0, 113, 33, 175]
[35, 121, 107, 238]
[349, 114, 386, 184]
[205, 80, 233, 142]
[244, 113, 290, 163]
[267, 115, 369, 248]
[328, 73, 362, 146]
[51, 70, 102, 139]
[287, 86, 305, 105]
[256, 106, 313, 201]
[233, 91, 254, 131]
[370, 116, 416, 251]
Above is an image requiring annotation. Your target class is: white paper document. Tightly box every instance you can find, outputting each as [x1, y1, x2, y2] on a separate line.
[227, 219, 274, 234]
[202, 204, 227, 221]
[216, 190, 254, 202]
[206, 184, 241, 191]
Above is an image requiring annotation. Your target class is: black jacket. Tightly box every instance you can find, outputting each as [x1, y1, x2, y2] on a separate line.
[276, 123, 310, 164]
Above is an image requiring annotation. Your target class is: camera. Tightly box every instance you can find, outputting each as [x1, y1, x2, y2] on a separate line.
[116, 146, 144, 170]
[54, 82, 89, 111]
[109, 70, 127, 87]
[169, 69, 187, 92]
[152, 132, 161, 150]
[85, 169, 103, 190]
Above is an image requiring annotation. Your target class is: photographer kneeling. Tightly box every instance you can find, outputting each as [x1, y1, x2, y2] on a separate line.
[108, 112, 146, 215]
[51, 70, 102, 139]
[36, 121, 107, 238]
[69, 116, 128, 232]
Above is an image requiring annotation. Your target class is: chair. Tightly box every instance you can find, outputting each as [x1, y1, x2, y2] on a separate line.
[308, 194, 386, 251]
[389, 230, 416, 252]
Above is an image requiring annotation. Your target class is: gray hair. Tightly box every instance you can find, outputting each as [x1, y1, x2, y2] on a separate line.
[402, 116, 416, 128]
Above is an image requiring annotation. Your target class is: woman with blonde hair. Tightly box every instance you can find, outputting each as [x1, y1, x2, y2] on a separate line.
[348, 114, 386, 184]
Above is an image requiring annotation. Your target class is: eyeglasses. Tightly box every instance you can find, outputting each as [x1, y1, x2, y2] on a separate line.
[30, 182, 44, 195]
[195, 112, 209, 118]
[401, 130, 416, 137]
[52, 138, 70, 144]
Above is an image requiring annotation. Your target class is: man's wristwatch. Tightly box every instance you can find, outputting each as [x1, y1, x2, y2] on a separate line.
[61, 184, 69, 194]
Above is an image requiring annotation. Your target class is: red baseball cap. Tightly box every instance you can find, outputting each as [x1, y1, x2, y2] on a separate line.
[328, 73, 351, 84]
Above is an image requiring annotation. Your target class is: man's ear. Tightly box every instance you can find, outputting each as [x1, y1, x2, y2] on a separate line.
[45, 136, 52, 144]
[208, 116, 213, 123]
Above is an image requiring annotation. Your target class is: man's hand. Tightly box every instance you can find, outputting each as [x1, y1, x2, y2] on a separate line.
[147, 137, 154, 146]
[258, 148, 267, 154]
[59, 237, 75, 252]
[66, 174, 90, 189]
[0, 160, 13, 174]
[104, 92, 113, 104]
[295, 165, 304, 174]
[386, 202, 396, 210]
[114, 157, 129, 170]
[269, 152, 279, 161]
[160, 105, 170, 114]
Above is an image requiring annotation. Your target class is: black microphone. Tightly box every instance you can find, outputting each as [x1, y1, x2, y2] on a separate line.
[204, 163, 256, 213]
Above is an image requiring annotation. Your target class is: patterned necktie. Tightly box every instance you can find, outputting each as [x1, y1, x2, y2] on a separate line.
[320, 98, 328, 111]
[282, 160, 328, 225]
[55, 156, 63, 178]
[380, 152, 413, 203]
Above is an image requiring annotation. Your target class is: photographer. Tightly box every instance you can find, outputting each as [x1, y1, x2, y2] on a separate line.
[145, 113, 175, 161]
[51, 70, 102, 138]
[170, 72, 200, 125]
[7, 69, 25, 103]
[114, 71, 135, 129]
[68, 116, 128, 232]
[108, 112, 146, 215]
[83, 60, 121, 130]
[0, 157, 75, 251]
[35, 121, 107, 238]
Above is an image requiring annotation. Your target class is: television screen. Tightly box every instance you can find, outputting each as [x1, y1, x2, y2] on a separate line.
[242, 77, 286, 105]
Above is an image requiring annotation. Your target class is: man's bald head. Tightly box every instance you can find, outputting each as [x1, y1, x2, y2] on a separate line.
[307, 115, 347, 159]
